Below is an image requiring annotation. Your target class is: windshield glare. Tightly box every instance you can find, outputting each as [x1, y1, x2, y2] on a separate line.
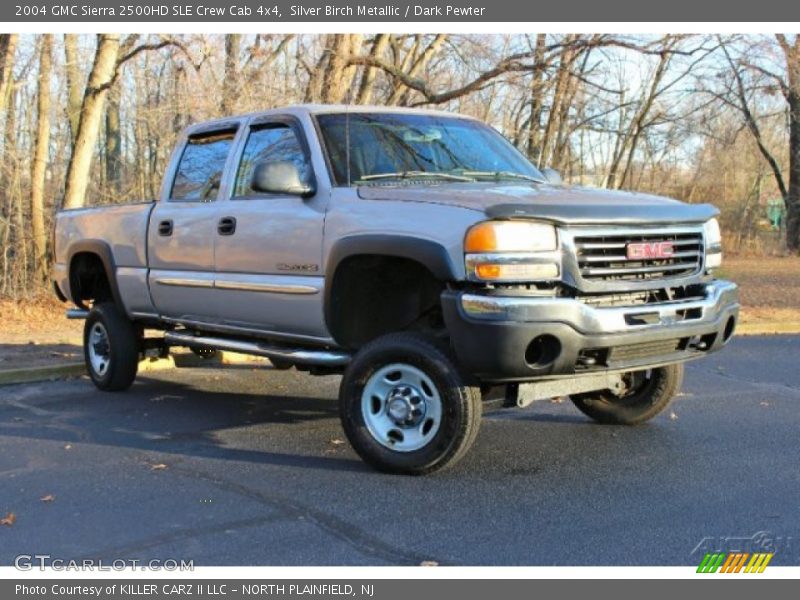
[316, 113, 544, 185]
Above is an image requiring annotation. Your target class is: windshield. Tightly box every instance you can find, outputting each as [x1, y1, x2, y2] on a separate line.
[315, 112, 545, 185]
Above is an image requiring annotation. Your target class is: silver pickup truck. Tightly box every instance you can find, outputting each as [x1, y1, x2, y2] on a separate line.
[53, 105, 739, 474]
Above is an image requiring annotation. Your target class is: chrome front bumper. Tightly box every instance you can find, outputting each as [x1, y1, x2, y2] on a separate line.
[460, 280, 739, 335]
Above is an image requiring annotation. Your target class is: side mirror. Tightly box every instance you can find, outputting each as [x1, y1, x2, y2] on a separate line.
[251, 160, 315, 197]
[541, 167, 563, 185]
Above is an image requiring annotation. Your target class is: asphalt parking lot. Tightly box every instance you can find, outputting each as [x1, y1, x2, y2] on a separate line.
[0, 335, 798, 566]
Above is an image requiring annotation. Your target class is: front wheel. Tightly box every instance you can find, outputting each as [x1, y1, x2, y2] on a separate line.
[84, 302, 140, 391]
[570, 364, 684, 425]
[339, 333, 482, 475]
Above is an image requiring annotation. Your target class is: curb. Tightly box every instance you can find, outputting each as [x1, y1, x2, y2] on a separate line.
[0, 363, 86, 386]
[736, 323, 800, 335]
[0, 351, 272, 386]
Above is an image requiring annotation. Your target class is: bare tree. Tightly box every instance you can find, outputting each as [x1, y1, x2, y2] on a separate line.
[62, 34, 122, 210]
[63, 34, 188, 209]
[776, 35, 800, 250]
[105, 83, 122, 196]
[31, 34, 52, 282]
[710, 35, 800, 249]
[221, 34, 241, 114]
[356, 34, 390, 104]
[63, 34, 84, 144]
[0, 34, 18, 117]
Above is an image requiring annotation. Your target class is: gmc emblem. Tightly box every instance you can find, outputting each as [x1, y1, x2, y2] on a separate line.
[626, 241, 675, 260]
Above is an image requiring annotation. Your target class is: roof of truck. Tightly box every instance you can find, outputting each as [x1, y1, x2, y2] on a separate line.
[184, 104, 480, 134]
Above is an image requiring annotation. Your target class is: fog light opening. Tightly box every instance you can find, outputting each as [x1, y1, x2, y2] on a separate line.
[723, 316, 736, 342]
[525, 335, 561, 368]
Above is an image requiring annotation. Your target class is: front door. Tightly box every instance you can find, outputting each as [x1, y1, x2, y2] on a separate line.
[212, 119, 327, 340]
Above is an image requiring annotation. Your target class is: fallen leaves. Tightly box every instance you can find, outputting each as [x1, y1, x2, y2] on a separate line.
[323, 438, 346, 455]
[1, 512, 16, 526]
[40, 495, 55, 503]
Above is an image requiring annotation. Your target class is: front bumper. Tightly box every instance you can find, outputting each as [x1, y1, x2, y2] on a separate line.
[442, 280, 739, 382]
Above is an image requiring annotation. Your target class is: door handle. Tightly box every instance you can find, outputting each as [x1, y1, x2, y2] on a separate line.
[158, 219, 173, 236]
[217, 216, 237, 236]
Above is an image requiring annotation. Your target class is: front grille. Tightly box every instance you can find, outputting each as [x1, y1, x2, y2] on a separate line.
[574, 231, 704, 282]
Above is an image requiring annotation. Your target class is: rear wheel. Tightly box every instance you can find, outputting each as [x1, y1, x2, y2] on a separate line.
[339, 333, 482, 475]
[83, 302, 140, 391]
[570, 364, 683, 425]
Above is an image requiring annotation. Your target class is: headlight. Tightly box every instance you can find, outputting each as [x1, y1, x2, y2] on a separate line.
[465, 221, 557, 253]
[464, 220, 560, 282]
[704, 218, 722, 270]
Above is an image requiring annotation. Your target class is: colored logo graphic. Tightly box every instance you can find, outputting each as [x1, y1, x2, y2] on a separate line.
[696, 552, 773, 573]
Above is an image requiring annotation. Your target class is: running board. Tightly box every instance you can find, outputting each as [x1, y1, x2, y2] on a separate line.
[163, 331, 351, 367]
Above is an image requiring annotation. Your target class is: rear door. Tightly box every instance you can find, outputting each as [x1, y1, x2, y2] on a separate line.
[212, 117, 328, 339]
[148, 124, 240, 323]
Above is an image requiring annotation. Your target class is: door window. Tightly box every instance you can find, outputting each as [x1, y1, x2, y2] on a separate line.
[233, 125, 308, 197]
[170, 130, 236, 201]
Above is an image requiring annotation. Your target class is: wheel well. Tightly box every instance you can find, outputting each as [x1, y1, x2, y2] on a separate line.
[69, 252, 113, 307]
[328, 255, 445, 349]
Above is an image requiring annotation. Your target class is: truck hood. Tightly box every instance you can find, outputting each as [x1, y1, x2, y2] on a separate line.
[357, 182, 718, 226]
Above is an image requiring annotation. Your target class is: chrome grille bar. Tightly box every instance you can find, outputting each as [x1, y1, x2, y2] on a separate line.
[571, 228, 704, 282]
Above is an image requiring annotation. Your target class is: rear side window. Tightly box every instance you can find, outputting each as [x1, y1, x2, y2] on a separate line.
[170, 130, 236, 201]
[233, 124, 308, 197]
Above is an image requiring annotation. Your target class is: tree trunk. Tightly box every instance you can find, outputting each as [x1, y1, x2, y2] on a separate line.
[784, 40, 800, 250]
[105, 84, 122, 195]
[63, 34, 84, 144]
[539, 38, 576, 167]
[321, 34, 363, 103]
[356, 34, 390, 104]
[5, 85, 26, 291]
[221, 34, 241, 114]
[0, 34, 17, 118]
[31, 34, 52, 283]
[62, 34, 121, 210]
[527, 34, 547, 162]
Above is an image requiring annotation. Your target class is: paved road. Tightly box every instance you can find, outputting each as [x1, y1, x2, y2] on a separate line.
[0, 336, 798, 566]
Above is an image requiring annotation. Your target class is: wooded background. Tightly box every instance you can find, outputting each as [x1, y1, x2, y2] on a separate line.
[0, 33, 798, 298]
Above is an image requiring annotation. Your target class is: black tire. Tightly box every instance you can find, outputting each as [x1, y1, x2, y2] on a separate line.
[83, 302, 140, 391]
[339, 332, 482, 475]
[570, 364, 684, 425]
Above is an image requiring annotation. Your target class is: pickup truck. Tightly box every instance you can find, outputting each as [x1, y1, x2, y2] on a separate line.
[52, 105, 739, 474]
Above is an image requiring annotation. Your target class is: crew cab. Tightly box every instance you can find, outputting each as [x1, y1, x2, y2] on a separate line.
[52, 105, 739, 474]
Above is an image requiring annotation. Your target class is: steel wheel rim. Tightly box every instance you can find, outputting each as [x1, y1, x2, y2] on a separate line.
[361, 363, 442, 452]
[88, 322, 111, 377]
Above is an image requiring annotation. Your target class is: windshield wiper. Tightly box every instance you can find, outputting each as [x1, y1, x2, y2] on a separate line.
[460, 170, 544, 183]
[358, 171, 474, 183]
